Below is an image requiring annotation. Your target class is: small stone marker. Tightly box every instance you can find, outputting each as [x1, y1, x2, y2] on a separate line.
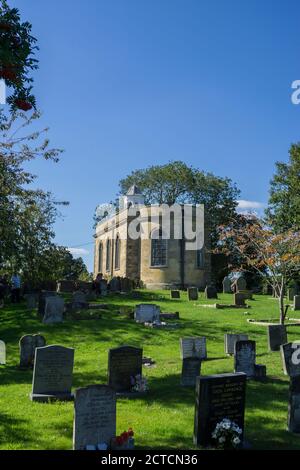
[193, 372, 247, 447]
[222, 276, 232, 294]
[225, 333, 249, 355]
[171, 290, 180, 299]
[294, 296, 300, 311]
[288, 375, 300, 433]
[267, 324, 287, 351]
[187, 287, 198, 301]
[73, 385, 116, 450]
[204, 285, 218, 299]
[281, 342, 300, 377]
[19, 334, 46, 368]
[180, 337, 207, 360]
[30, 345, 74, 402]
[234, 340, 256, 378]
[181, 358, 201, 387]
[108, 346, 143, 393]
[0, 340, 6, 365]
[234, 293, 246, 307]
[43, 296, 64, 324]
[134, 304, 160, 323]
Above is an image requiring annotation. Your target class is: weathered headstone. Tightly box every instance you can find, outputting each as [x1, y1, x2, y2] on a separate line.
[171, 290, 180, 299]
[267, 324, 287, 351]
[236, 276, 247, 291]
[0, 340, 6, 365]
[110, 277, 121, 292]
[281, 342, 300, 377]
[72, 291, 88, 309]
[120, 277, 132, 292]
[193, 372, 247, 447]
[43, 296, 64, 324]
[294, 296, 300, 311]
[134, 304, 160, 323]
[30, 345, 74, 402]
[181, 358, 201, 387]
[204, 285, 218, 299]
[288, 288, 296, 302]
[57, 280, 76, 293]
[288, 375, 300, 433]
[73, 385, 116, 450]
[234, 293, 246, 307]
[38, 291, 57, 317]
[19, 334, 46, 368]
[25, 293, 38, 310]
[234, 340, 256, 378]
[108, 346, 142, 393]
[99, 280, 108, 296]
[222, 276, 232, 294]
[187, 287, 198, 301]
[225, 333, 249, 355]
[180, 337, 207, 360]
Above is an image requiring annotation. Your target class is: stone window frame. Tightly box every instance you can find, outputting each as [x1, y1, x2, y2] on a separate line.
[98, 242, 103, 273]
[150, 228, 168, 268]
[106, 238, 111, 273]
[114, 234, 121, 271]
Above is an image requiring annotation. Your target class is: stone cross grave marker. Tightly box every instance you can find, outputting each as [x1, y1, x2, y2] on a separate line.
[108, 346, 143, 394]
[234, 340, 256, 378]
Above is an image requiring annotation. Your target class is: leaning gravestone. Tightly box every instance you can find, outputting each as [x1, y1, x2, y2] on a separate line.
[73, 385, 116, 450]
[108, 346, 143, 393]
[171, 290, 180, 299]
[294, 296, 300, 311]
[281, 342, 300, 377]
[225, 333, 249, 355]
[30, 345, 74, 402]
[38, 291, 57, 317]
[236, 276, 247, 291]
[134, 304, 160, 323]
[234, 340, 256, 378]
[267, 324, 287, 351]
[223, 276, 232, 294]
[188, 287, 198, 301]
[234, 293, 246, 307]
[288, 376, 300, 433]
[43, 296, 64, 324]
[180, 337, 207, 360]
[194, 372, 247, 447]
[0, 340, 6, 365]
[19, 334, 46, 368]
[181, 358, 201, 387]
[204, 286, 218, 299]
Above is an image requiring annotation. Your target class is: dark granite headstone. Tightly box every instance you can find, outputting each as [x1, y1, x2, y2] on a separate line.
[288, 376, 300, 433]
[204, 285, 218, 299]
[38, 291, 57, 317]
[281, 342, 300, 377]
[73, 385, 116, 450]
[108, 346, 142, 393]
[171, 290, 180, 299]
[43, 296, 64, 324]
[187, 287, 198, 301]
[110, 277, 121, 292]
[225, 333, 249, 355]
[193, 372, 247, 447]
[236, 277, 247, 291]
[234, 340, 256, 377]
[181, 358, 201, 387]
[267, 324, 287, 351]
[234, 293, 246, 307]
[294, 296, 300, 311]
[30, 345, 74, 402]
[19, 334, 46, 368]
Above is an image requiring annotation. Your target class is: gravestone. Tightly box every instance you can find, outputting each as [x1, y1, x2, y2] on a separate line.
[267, 324, 287, 351]
[73, 385, 116, 450]
[194, 372, 247, 447]
[19, 334, 46, 368]
[180, 337, 207, 360]
[236, 276, 247, 291]
[187, 287, 198, 301]
[0, 340, 6, 365]
[120, 277, 132, 292]
[43, 296, 64, 324]
[38, 291, 57, 317]
[110, 277, 121, 292]
[134, 304, 160, 323]
[30, 345, 74, 402]
[288, 288, 296, 301]
[108, 346, 142, 393]
[100, 280, 108, 296]
[234, 293, 246, 307]
[25, 293, 38, 310]
[171, 290, 180, 299]
[225, 333, 249, 355]
[294, 296, 300, 311]
[288, 375, 300, 433]
[204, 285, 218, 299]
[57, 280, 76, 293]
[181, 358, 201, 387]
[234, 340, 256, 378]
[72, 291, 88, 309]
[281, 342, 300, 377]
[222, 276, 232, 294]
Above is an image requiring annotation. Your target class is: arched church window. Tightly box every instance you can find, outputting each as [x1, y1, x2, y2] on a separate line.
[151, 229, 167, 267]
[106, 239, 111, 272]
[115, 235, 121, 270]
[98, 242, 103, 272]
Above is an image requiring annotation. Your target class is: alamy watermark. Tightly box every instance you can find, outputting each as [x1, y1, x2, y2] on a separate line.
[0, 80, 6, 105]
[291, 80, 300, 105]
[291, 342, 300, 365]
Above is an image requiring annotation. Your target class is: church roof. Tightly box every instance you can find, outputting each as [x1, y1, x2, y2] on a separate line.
[126, 184, 142, 196]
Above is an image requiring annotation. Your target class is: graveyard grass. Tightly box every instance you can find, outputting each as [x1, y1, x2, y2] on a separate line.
[0, 291, 300, 450]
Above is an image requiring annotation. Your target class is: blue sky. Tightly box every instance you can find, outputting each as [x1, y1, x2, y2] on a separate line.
[9, 0, 300, 270]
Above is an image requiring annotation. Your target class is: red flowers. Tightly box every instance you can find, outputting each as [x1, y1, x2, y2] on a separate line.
[114, 428, 134, 446]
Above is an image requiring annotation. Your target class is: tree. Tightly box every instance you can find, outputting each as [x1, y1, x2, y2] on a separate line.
[218, 215, 300, 324]
[0, 0, 38, 110]
[119, 161, 240, 248]
[266, 143, 300, 232]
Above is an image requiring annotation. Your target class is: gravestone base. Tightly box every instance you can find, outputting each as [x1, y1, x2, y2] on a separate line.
[30, 392, 74, 402]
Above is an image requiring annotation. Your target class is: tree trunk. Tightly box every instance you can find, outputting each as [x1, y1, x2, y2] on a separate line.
[279, 276, 285, 325]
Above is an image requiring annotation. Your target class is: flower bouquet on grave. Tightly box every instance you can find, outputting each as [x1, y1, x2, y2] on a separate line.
[212, 418, 242, 450]
[111, 429, 135, 450]
[130, 374, 148, 393]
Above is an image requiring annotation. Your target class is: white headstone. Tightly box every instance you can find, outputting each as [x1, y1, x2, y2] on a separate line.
[180, 337, 207, 360]
[134, 304, 160, 323]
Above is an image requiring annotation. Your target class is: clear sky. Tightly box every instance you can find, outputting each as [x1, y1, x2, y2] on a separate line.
[9, 0, 300, 270]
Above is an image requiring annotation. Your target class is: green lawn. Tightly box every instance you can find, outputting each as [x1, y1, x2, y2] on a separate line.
[0, 290, 300, 450]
